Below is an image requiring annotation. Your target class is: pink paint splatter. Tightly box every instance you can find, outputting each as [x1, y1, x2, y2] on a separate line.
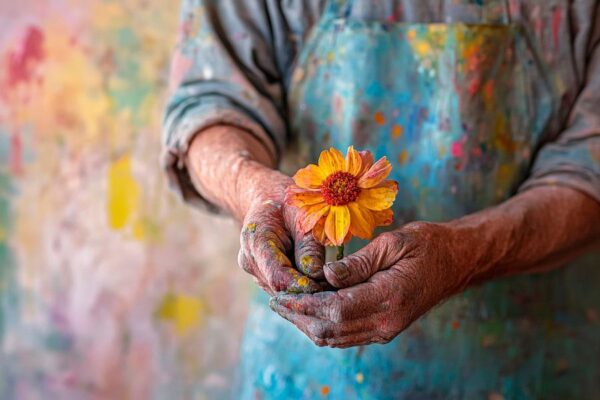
[552, 8, 562, 50]
[5, 25, 45, 88]
[451, 139, 464, 158]
[9, 131, 23, 176]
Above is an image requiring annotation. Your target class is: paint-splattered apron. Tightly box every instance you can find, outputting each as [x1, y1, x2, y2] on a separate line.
[236, 2, 600, 399]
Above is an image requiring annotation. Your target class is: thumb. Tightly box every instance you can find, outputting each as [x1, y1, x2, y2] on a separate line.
[324, 232, 399, 288]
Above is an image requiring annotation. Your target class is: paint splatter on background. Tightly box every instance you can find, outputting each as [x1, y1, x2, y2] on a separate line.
[0, 1, 248, 398]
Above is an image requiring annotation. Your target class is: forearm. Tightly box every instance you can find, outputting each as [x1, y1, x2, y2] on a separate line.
[450, 186, 600, 284]
[185, 125, 277, 221]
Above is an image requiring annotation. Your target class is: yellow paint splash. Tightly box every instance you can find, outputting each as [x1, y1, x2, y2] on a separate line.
[268, 239, 291, 266]
[107, 155, 145, 238]
[398, 150, 409, 165]
[414, 41, 432, 56]
[297, 276, 309, 287]
[391, 124, 403, 139]
[300, 255, 313, 270]
[156, 293, 205, 335]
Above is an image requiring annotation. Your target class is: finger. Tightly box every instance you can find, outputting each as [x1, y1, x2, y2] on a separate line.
[325, 330, 392, 348]
[283, 207, 326, 279]
[293, 232, 325, 279]
[324, 231, 401, 288]
[241, 218, 320, 294]
[252, 233, 322, 294]
[271, 282, 386, 322]
[269, 299, 380, 345]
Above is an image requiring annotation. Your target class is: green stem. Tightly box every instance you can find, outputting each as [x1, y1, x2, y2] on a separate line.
[336, 244, 344, 261]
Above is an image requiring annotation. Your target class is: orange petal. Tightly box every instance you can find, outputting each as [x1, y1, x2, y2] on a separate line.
[324, 205, 351, 246]
[312, 218, 330, 246]
[286, 188, 325, 208]
[344, 146, 362, 176]
[298, 203, 330, 233]
[357, 150, 374, 177]
[348, 202, 375, 239]
[318, 148, 345, 176]
[357, 181, 398, 210]
[293, 164, 326, 189]
[358, 157, 393, 188]
[370, 208, 394, 227]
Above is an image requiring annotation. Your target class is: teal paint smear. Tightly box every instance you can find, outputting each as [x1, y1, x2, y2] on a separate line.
[0, 174, 18, 341]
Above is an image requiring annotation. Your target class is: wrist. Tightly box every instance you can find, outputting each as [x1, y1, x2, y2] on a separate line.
[444, 208, 519, 286]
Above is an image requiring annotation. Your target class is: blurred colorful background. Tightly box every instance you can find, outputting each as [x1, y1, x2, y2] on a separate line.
[0, 1, 249, 398]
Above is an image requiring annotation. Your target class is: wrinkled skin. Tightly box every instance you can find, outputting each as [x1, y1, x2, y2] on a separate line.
[269, 222, 466, 347]
[270, 187, 600, 348]
[186, 125, 327, 295]
[187, 126, 600, 348]
[238, 173, 328, 295]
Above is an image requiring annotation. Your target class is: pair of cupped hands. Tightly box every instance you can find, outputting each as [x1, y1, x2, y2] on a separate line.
[238, 170, 472, 348]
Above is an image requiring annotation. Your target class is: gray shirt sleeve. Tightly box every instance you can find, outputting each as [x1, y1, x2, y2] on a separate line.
[520, 5, 600, 203]
[161, 0, 298, 211]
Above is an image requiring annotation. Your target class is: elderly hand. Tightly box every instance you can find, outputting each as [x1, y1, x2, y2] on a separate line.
[238, 170, 329, 295]
[269, 221, 474, 347]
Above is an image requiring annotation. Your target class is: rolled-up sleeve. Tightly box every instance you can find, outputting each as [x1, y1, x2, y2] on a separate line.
[519, 11, 600, 203]
[162, 0, 291, 210]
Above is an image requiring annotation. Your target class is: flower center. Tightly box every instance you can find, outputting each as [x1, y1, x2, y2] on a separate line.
[320, 171, 361, 206]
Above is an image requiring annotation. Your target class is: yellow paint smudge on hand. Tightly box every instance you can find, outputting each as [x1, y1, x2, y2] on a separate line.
[300, 255, 313, 270]
[297, 276, 309, 287]
[245, 222, 257, 233]
[156, 293, 205, 335]
[107, 154, 144, 238]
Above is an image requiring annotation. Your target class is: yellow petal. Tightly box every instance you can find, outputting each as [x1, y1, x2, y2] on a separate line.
[348, 202, 375, 239]
[286, 187, 325, 208]
[293, 164, 326, 189]
[318, 148, 345, 176]
[324, 205, 351, 246]
[298, 203, 330, 233]
[345, 146, 362, 176]
[357, 181, 398, 210]
[358, 157, 393, 188]
[370, 208, 394, 227]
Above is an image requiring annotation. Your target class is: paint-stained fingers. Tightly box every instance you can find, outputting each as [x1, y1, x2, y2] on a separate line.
[293, 231, 325, 279]
[272, 281, 386, 322]
[269, 299, 380, 346]
[238, 246, 275, 295]
[283, 206, 326, 279]
[325, 330, 394, 348]
[324, 231, 401, 288]
[255, 246, 322, 294]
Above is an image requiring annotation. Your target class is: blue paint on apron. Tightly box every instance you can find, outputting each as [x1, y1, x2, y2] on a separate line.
[235, 1, 600, 398]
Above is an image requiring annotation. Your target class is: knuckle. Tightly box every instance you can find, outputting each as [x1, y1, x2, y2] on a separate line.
[326, 299, 345, 323]
[348, 253, 373, 279]
[308, 322, 332, 340]
[237, 251, 254, 274]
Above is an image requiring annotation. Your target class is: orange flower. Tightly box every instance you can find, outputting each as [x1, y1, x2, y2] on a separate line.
[286, 146, 398, 246]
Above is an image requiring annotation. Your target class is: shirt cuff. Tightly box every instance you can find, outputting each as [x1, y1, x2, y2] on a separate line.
[518, 167, 600, 204]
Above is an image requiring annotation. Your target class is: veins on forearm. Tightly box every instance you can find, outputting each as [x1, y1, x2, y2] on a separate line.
[451, 186, 600, 284]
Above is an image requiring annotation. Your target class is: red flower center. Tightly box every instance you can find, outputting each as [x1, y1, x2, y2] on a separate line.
[320, 171, 361, 206]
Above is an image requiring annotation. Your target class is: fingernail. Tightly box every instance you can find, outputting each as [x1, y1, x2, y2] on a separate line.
[326, 262, 349, 281]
